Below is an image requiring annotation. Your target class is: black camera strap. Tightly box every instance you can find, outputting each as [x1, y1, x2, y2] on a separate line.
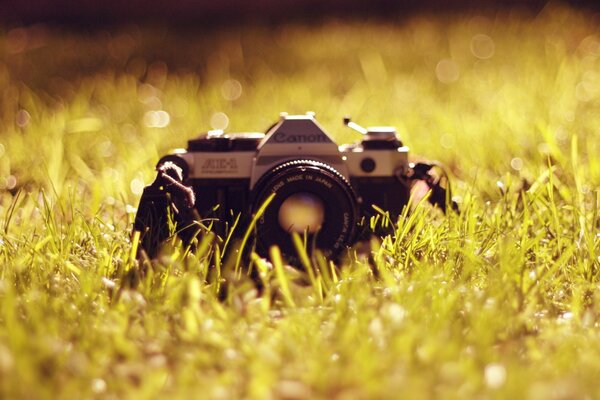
[402, 162, 459, 213]
[134, 162, 200, 258]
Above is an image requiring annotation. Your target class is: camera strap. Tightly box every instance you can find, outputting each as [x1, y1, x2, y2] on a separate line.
[134, 162, 200, 257]
[402, 162, 460, 213]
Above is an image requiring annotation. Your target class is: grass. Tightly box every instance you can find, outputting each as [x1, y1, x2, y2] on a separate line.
[1, 3, 600, 399]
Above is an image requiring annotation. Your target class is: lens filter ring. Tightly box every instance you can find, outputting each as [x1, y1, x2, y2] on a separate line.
[251, 159, 359, 260]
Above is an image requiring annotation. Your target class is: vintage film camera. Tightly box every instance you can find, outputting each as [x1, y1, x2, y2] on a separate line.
[134, 112, 456, 260]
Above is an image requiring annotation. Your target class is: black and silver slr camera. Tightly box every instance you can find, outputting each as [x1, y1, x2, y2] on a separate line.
[134, 112, 455, 260]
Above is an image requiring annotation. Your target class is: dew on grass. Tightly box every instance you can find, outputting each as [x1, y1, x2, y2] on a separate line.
[385, 303, 406, 325]
[496, 180, 505, 194]
[485, 363, 507, 389]
[558, 312, 574, 324]
[91, 378, 107, 394]
[203, 319, 214, 330]
[529, 270, 537, 280]
[101, 277, 116, 289]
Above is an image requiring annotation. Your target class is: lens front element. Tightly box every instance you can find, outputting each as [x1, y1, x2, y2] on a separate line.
[278, 192, 325, 234]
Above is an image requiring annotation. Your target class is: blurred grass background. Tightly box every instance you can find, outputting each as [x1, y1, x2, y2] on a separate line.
[2, 4, 598, 207]
[0, 2, 599, 399]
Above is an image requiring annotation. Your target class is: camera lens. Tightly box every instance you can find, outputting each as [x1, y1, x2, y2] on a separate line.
[278, 192, 325, 234]
[251, 160, 359, 260]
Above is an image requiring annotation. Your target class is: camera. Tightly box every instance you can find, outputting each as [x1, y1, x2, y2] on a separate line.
[134, 112, 454, 260]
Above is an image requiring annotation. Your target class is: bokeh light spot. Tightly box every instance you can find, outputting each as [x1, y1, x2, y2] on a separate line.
[210, 112, 229, 130]
[484, 363, 507, 389]
[130, 178, 145, 195]
[143, 111, 170, 128]
[6, 175, 17, 190]
[471, 34, 495, 59]
[221, 79, 243, 101]
[436, 59, 460, 84]
[15, 109, 30, 127]
[91, 378, 107, 394]
[510, 157, 523, 171]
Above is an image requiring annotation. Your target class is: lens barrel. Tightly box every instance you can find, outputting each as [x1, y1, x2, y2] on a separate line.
[251, 160, 359, 259]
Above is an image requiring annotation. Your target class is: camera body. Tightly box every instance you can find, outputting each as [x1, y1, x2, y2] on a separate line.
[135, 112, 414, 259]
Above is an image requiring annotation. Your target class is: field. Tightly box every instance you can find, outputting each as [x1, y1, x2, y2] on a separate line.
[1, 4, 600, 399]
